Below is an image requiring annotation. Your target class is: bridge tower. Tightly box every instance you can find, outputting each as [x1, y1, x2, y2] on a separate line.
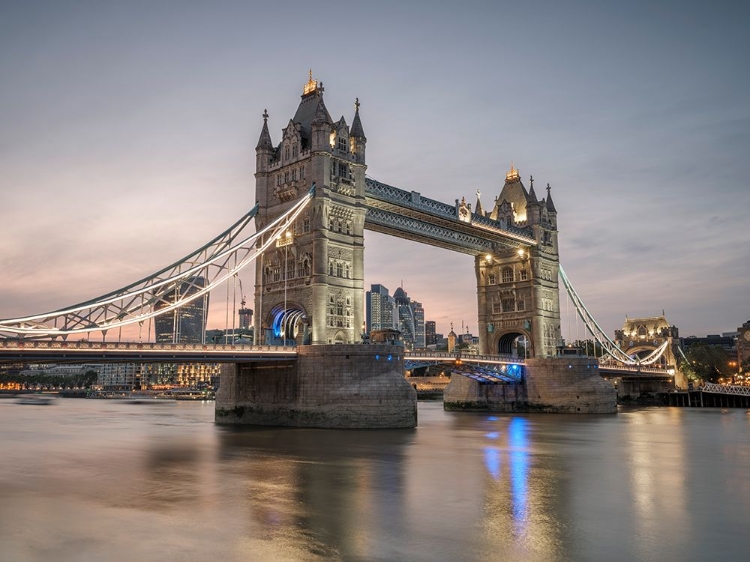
[475, 168, 561, 357]
[253, 73, 367, 345]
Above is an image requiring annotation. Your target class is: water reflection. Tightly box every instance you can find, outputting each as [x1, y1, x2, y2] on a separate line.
[218, 426, 415, 560]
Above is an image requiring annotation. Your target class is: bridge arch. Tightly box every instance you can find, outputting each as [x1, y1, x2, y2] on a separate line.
[495, 330, 532, 358]
[268, 303, 307, 343]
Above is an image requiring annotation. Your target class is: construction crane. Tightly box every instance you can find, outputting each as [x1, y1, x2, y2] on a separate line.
[237, 278, 247, 308]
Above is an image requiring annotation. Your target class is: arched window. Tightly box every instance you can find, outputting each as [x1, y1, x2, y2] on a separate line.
[336, 263, 343, 277]
[338, 135, 347, 152]
[502, 267, 513, 283]
[329, 262, 334, 276]
[488, 273, 496, 285]
[345, 264, 350, 278]
[502, 298, 515, 312]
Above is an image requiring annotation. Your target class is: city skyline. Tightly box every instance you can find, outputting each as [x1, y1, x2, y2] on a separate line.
[1, 1, 749, 340]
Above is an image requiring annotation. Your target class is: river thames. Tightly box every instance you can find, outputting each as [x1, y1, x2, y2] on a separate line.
[1, 398, 748, 562]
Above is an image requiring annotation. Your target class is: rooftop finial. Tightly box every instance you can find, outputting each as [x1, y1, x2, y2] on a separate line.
[547, 183, 551, 194]
[262, 109, 269, 122]
[355, 97, 360, 112]
[529, 175, 534, 187]
[303, 69, 318, 96]
[506, 162, 520, 181]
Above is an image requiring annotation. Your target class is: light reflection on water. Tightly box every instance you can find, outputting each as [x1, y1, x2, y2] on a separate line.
[1, 400, 749, 561]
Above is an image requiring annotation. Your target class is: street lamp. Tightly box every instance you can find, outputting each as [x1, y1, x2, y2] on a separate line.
[283, 230, 291, 346]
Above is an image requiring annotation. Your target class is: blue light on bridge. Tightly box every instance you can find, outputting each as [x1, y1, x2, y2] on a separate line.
[271, 310, 285, 338]
[507, 363, 523, 378]
[387, 354, 392, 361]
[375, 354, 380, 360]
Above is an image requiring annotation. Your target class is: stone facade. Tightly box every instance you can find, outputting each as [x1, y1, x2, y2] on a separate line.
[253, 75, 367, 346]
[474, 167, 561, 358]
[444, 356, 616, 414]
[215, 344, 417, 428]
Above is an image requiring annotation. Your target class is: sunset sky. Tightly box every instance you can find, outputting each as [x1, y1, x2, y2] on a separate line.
[1, 0, 749, 341]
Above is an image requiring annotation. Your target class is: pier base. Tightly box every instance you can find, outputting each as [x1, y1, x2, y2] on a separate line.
[444, 356, 617, 414]
[215, 345, 417, 428]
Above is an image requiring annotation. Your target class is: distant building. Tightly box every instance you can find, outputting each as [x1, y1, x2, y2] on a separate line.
[738, 320, 750, 369]
[413, 301, 425, 349]
[154, 277, 209, 344]
[425, 321, 437, 346]
[366, 284, 396, 333]
[390, 287, 426, 350]
[238, 307, 253, 331]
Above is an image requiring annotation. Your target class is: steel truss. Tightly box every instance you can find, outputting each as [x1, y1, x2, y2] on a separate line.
[559, 265, 669, 366]
[702, 383, 750, 396]
[0, 185, 316, 338]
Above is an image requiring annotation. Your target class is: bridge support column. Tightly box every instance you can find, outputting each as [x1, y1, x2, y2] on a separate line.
[215, 345, 417, 428]
[444, 356, 616, 414]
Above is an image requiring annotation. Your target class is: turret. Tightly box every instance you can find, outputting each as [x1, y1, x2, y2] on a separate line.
[349, 98, 366, 164]
[255, 109, 274, 173]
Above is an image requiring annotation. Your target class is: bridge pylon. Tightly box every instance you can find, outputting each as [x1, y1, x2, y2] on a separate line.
[475, 170, 561, 358]
[253, 74, 367, 346]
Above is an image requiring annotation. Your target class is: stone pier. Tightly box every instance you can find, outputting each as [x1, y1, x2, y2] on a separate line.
[444, 356, 617, 414]
[215, 344, 417, 428]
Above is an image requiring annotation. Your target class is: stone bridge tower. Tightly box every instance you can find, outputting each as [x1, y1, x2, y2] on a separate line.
[253, 73, 367, 345]
[475, 167, 561, 358]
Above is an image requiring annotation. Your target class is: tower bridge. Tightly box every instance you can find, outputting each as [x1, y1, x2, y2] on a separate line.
[0, 73, 679, 426]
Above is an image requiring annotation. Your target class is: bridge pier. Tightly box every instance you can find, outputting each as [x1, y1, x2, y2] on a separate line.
[444, 356, 616, 414]
[215, 344, 417, 428]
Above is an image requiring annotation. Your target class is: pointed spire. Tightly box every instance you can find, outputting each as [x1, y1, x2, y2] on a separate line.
[350, 97, 366, 140]
[527, 175, 538, 203]
[546, 183, 557, 213]
[475, 189, 484, 215]
[311, 96, 331, 126]
[255, 109, 273, 150]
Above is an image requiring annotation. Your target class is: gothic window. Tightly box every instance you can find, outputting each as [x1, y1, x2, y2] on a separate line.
[502, 298, 515, 312]
[336, 263, 343, 277]
[303, 217, 310, 233]
[638, 325, 647, 337]
[338, 162, 349, 178]
[338, 135, 347, 152]
[492, 301, 502, 314]
[502, 267, 513, 284]
[329, 262, 334, 276]
[285, 171, 290, 183]
[337, 304, 343, 316]
[517, 299, 525, 311]
[273, 266, 280, 282]
[300, 166, 305, 180]
[276, 175, 282, 186]
[488, 273, 496, 285]
[519, 269, 528, 281]
[292, 144, 298, 158]
[264, 266, 272, 284]
[329, 217, 335, 230]
[345, 264, 350, 278]
[292, 168, 297, 181]
[345, 221, 351, 235]
[329, 296, 335, 304]
[346, 297, 351, 306]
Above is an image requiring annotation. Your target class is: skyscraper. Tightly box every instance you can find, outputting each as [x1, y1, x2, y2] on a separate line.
[366, 284, 396, 333]
[154, 277, 208, 344]
[425, 320, 437, 346]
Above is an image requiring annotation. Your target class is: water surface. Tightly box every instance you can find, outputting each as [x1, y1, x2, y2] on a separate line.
[1, 399, 748, 561]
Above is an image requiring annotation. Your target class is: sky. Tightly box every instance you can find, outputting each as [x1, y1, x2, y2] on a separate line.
[1, 0, 749, 341]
